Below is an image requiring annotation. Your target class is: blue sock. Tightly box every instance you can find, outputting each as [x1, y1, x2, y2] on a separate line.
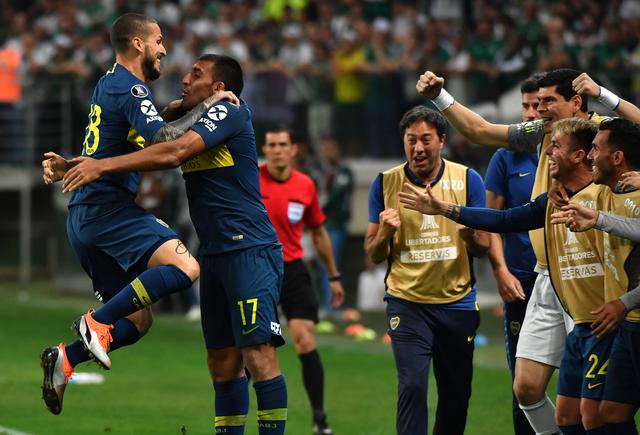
[66, 318, 141, 367]
[253, 375, 287, 435]
[109, 318, 141, 352]
[605, 421, 639, 435]
[587, 427, 606, 435]
[560, 423, 586, 435]
[92, 265, 192, 324]
[214, 376, 249, 434]
[65, 340, 90, 367]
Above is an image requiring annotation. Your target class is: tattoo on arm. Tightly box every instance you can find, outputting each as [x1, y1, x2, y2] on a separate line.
[443, 204, 461, 221]
[152, 124, 184, 144]
[151, 99, 213, 144]
[175, 240, 191, 257]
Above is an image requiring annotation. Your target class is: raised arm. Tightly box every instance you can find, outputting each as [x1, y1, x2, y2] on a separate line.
[573, 72, 640, 123]
[416, 71, 510, 146]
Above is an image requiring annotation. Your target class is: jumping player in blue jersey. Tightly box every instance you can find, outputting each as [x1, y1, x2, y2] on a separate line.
[61, 54, 288, 435]
[39, 13, 231, 416]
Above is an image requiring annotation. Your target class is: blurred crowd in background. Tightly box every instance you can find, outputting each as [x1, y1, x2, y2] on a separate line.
[2, 0, 640, 160]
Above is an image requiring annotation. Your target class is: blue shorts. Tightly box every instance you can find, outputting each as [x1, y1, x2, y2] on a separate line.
[200, 244, 284, 349]
[67, 202, 178, 302]
[557, 323, 615, 400]
[603, 320, 640, 405]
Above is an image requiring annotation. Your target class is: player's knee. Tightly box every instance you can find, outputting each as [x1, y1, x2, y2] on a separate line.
[599, 401, 632, 424]
[178, 257, 200, 283]
[513, 377, 544, 405]
[206, 348, 243, 381]
[293, 332, 315, 354]
[555, 406, 580, 427]
[242, 344, 280, 381]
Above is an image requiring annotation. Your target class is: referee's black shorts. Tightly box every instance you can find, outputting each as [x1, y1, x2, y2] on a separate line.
[280, 259, 319, 323]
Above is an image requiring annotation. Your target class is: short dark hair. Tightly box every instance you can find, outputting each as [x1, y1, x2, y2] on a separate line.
[399, 106, 447, 137]
[265, 124, 293, 142]
[199, 54, 244, 96]
[537, 68, 587, 112]
[110, 13, 157, 54]
[599, 118, 640, 169]
[520, 72, 545, 94]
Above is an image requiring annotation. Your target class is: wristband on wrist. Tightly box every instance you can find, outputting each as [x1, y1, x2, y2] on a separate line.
[432, 89, 455, 112]
[328, 275, 341, 282]
[597, 86, 621, 111]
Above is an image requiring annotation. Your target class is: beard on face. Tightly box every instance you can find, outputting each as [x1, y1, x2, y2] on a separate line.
[142, 48, 161, 81]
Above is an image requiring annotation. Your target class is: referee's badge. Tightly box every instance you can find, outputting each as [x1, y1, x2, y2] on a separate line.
[510, 321, 521, 335]
[287, 201, 305, 224]
[390, 316, 400, 330]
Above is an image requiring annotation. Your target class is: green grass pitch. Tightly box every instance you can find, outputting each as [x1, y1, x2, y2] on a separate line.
[0, 283, 549, 434]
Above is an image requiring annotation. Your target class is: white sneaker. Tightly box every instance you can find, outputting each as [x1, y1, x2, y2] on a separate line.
[74, 309, 113, 370]
[41, 343, 74, 415]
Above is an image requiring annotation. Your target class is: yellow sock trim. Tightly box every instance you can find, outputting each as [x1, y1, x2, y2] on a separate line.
[215, 415, 248, 427]
[257, 408, 288, 421]
[131, 278, 152, 307]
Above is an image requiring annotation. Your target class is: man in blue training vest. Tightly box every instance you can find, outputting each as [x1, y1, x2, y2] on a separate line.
[61, 54, 288, 435]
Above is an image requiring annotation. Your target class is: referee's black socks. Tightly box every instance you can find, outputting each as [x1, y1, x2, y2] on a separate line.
[299, 349, 325, 415]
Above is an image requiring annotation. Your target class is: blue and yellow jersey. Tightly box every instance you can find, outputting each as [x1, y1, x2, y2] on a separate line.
[69, 63, 166, 206]
[185, 100, 278, 255]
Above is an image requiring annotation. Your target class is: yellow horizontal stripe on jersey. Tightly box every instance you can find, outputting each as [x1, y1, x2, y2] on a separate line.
[131, 278, 152, 307]
[214, 415, 247, 427]
[181, 143, 234, 173]
[257, 408, 288, 421]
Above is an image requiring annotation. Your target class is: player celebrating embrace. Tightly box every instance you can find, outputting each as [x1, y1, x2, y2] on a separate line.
[39, 13, 229, 415]
[58, 54, 287, 435]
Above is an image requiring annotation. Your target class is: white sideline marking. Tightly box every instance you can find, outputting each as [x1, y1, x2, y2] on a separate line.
[0, 425, 34, 435]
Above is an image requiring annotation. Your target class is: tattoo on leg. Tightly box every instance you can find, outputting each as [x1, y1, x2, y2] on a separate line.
[175, 241, 191, 257]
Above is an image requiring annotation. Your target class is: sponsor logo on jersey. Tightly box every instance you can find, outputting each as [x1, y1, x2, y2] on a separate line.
[420, 214, 439, 230]
[198, 117, 217, 132]
[155, 218, 169, 228]
[564, 228, 579, 246]
[140, 99, 158, 116]
[270, 322, 282, 335]
[207, 104, 228, 121]
[131, 84, 149, 98]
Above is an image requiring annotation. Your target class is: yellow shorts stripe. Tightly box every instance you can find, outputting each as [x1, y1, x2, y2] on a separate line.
[257, 408, 288, 421]
[131, 278, 153, 307]
[214, 415, 247, 427]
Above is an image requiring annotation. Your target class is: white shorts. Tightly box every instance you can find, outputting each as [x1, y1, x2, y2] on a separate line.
[515, 268, 574, 368]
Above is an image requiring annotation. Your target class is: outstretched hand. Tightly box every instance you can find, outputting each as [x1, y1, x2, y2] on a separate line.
[549, 203, 599, 232]
[398, 183, 445, 215]
[62, 156, 103, 193]
[416, 71, 445, 100]
[42, 152, 71, 184]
